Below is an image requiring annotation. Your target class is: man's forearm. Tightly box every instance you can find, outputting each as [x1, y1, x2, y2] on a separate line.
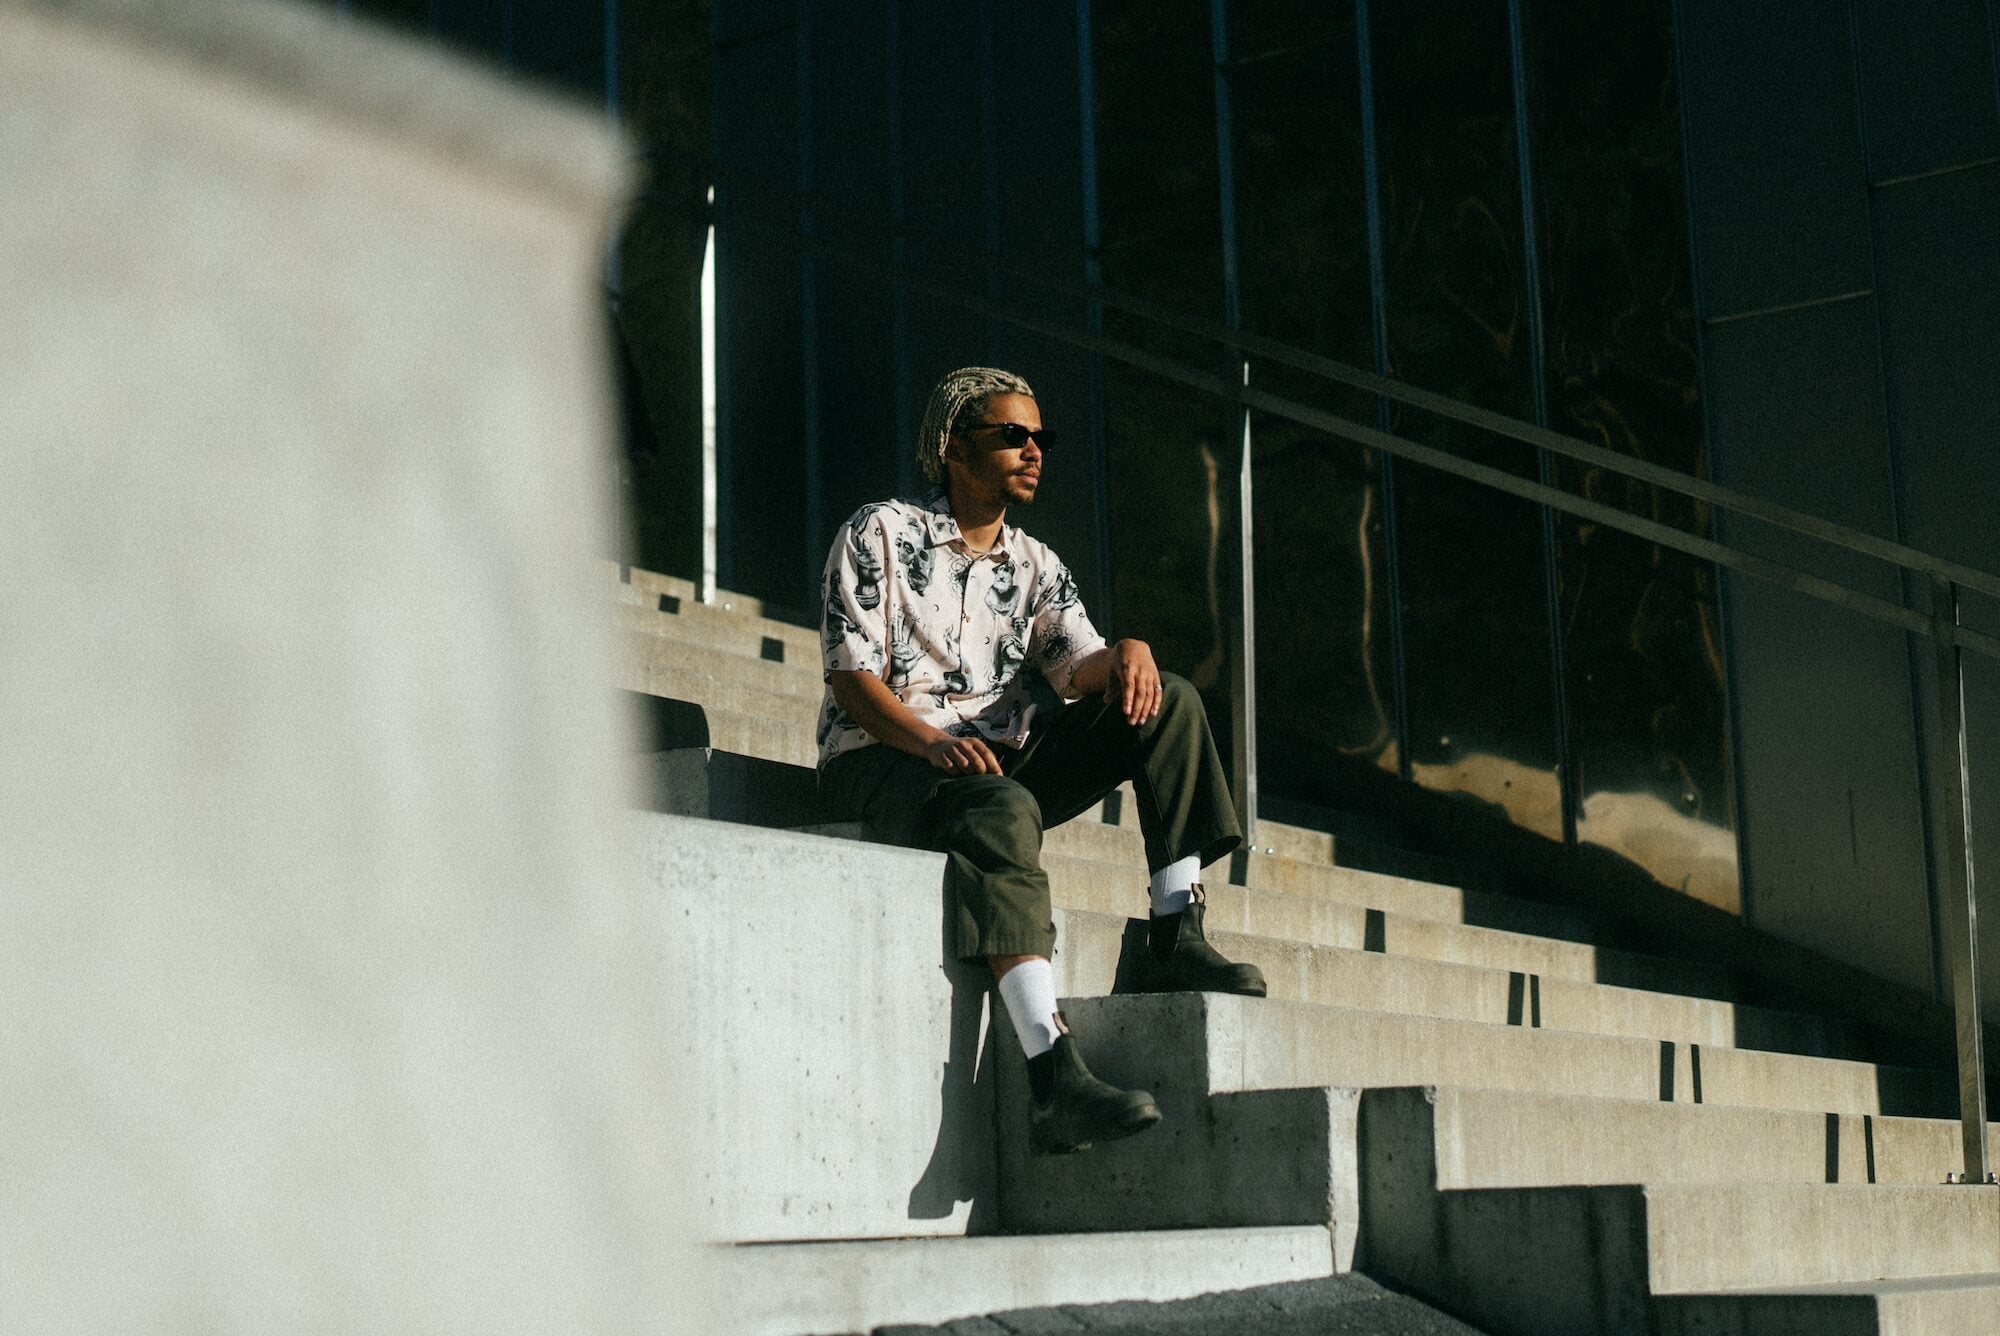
[1067, 644, 1118, 698]
[829, 669, 950, 757]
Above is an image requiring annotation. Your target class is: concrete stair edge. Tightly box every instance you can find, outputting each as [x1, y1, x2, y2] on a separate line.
[710, 1224, 1335, 1336]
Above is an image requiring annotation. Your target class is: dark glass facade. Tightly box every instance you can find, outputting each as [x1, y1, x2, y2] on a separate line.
[316, 3, 2000, 1002]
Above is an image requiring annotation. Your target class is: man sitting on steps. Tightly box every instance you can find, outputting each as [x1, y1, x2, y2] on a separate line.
[816, 365, 1266, 1156]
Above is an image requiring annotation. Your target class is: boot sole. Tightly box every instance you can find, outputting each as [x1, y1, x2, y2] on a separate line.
[1029, 1099, 1163, 1157]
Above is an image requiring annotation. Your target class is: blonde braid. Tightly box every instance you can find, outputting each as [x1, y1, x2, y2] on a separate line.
[915, 366, 1035, 485]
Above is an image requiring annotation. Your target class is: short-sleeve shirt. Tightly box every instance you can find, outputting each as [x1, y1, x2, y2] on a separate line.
[817, 491, 1108, 768]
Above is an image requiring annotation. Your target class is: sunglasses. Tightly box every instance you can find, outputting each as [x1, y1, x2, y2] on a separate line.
[962, 421, 1057, 450]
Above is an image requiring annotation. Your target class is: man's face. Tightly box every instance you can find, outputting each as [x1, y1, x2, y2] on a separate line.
[946, 393, 1044, 508]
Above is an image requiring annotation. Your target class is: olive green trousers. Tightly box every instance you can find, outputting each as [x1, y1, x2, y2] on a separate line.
[817, 671, 1243, 962]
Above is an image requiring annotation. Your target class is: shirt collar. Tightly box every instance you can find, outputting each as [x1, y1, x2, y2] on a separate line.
[917, 489, 1015, 558]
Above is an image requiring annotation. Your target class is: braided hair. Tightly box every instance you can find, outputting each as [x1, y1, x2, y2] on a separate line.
[915, 366, 1035, 485]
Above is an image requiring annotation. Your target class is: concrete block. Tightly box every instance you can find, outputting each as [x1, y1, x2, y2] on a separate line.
[991, 1007, 1362, 1265]
[1, 1, 700, 1332]
[710, 1225, 1334, 1336]
[635, 813, 1000, 1242]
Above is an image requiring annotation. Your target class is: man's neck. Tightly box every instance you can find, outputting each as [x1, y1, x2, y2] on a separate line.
[946, 485, 1006, 553]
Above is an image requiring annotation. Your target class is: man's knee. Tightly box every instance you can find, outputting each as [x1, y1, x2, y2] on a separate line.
[931, 774, 1043, 842]
[1157, 671, 1197, 711]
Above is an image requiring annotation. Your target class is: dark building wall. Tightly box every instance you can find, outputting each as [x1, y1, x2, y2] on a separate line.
[712, 1, 1109, 622]
[1677, 0, 2000, 1003]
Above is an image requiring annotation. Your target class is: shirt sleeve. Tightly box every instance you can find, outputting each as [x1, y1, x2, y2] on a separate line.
[1027, 556, 1107, 700]
[821, 510, 890, 679]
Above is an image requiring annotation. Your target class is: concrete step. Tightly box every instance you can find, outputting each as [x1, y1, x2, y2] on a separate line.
[619, 624, 824, 704]
[629, 700, 819, 769]
[1044, 818, 1595, 943]
[611, 579, 822, 663]
[1051, 908, 1846, 1058]
[1653, 1273, 2000, 1336]
[1365, 1181, 2000, 1336]
[1062, 993, 1954, 1120]
[1044, 853, 1739, 1001]
[610, 561, 789, 624]
[1356, 1084, 1999, 1193]
[709, 1225, 1334, 1336]
[641, 748, 824, 826]
[705, 708, 820, 770]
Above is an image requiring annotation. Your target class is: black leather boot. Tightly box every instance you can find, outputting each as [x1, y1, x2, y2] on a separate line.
[1026, 1031, 1162, 1156]
[1128, 885, 1267, 997]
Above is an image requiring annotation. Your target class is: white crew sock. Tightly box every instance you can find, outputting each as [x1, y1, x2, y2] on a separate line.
[1149, 855, 1201, 916]
[996, 958, 1062, 1058]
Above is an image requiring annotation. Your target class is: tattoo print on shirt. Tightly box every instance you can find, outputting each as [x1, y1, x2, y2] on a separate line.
[886, 613, 919, 690]
[850, 531, 884, 612]
[894, 522, 935, 596]
[823, 569, 860, 650]
[985, 559, 1021, 617]
[995, 614, 1029, 682]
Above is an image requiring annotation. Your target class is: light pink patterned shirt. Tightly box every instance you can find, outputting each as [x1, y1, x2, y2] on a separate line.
[817, 492, 1107, 767]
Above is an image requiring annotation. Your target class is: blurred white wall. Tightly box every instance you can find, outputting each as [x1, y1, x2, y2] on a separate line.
[0, 1, 703, 1330]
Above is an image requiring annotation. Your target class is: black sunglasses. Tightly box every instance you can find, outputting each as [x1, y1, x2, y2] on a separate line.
[962, 421, 1057, 450]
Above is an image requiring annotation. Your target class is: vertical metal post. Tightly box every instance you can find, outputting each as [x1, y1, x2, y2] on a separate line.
[1209, 0, 1256, 843]
[1506, 0, 1578, 847]
[1929, 578, 1991, 1183]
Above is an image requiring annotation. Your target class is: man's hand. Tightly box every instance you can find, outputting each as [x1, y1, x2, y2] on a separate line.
[1103, 639, 1162, 726]
[925, 734, 1004, 775]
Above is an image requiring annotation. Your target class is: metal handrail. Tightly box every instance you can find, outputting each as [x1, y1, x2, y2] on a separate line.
[723, 214, 1996, 1179]
[780, 205, 2000, 604]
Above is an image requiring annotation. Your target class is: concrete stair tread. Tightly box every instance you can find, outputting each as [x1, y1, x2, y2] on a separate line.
[1367, 1174, 2000, 1329]
[620, 626, 824, 704]
[1043, 820, 1599, 945]
[710, 1224, 1334, 1336]
[614, 594, 822, 667]
[1606, 1182, 2000, 1292]
[1677, 1270, 2000, 1298]
[1065, 992, 1955, 1120]
[1052, 907, 1846, 1058]
[611, 562, 794, 625]
[1045, 853, 1738, 1001]
[1360, 1083, 1998, 1190]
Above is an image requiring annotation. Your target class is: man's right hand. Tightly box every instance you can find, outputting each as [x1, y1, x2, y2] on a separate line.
[925, 734, 1004, 775]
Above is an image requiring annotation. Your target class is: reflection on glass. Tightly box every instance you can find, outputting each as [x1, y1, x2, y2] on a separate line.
[1524, 0, 1738, 909]
[1373, 0, 1563, 840]
[1101, 365, 1241, 769]
[1228, 11, 1400, 814]
[1251, 410, 1398, 812]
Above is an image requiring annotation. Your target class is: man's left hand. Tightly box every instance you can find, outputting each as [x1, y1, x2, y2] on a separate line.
[1104, 639, 1162, 726]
